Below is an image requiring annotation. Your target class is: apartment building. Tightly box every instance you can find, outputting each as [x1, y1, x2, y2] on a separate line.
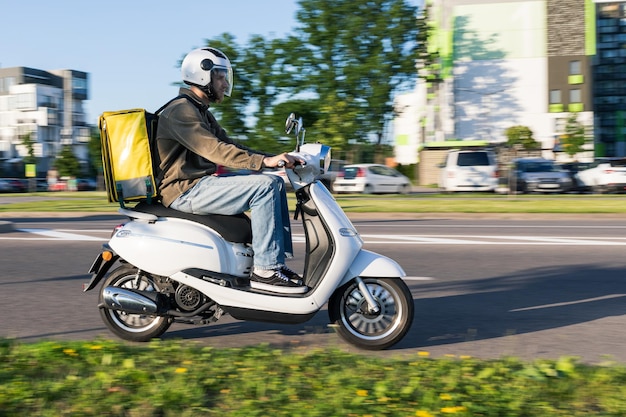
[395, 0, 626, 165]
[0, 66, 90, 176]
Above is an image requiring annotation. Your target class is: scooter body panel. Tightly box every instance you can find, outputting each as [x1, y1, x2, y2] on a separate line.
[109, 217, 253, 278]
[161, 183, 362, 314]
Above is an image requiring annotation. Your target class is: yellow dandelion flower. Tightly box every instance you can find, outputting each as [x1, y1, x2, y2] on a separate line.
[175, 367, 187, 374]
[440, 393, 453, 401]
[460, 355, 472, 360]
[417, 351, 430, 357]
[416, 410, 435, 417]
[440, 406, 467, 413]
[182, 360, 193, 365]
[89, 345, 103, 350]
[356, 389, 368, 397]
[63, 349, 78, 357]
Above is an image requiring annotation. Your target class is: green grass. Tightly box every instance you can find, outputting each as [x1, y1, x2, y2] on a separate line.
[2, 192, 625, 415]
[1, 338, 625, 416]
[1, 191, 626, 214]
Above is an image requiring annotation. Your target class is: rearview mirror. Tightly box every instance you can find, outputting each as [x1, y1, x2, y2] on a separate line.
[285, 113, 300, 136]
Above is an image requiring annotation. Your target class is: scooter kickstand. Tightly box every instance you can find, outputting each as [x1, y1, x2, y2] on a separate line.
[355, 277, 380, 314]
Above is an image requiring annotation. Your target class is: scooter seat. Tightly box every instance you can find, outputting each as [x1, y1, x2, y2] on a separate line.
[132, 201, 252, 244]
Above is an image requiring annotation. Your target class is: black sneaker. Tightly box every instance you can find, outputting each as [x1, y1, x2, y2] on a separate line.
[280, 266, 303, 285]
[250, 270, 307, 294]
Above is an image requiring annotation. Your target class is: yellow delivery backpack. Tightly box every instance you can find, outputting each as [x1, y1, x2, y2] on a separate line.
[98, 95, 206, 207]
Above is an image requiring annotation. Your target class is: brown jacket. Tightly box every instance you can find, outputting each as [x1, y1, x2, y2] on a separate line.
[156, 88, 267, 207]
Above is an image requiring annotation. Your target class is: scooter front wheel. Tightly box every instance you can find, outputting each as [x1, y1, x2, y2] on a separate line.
[328, 277, 414, 350]
[98, 265, 171, 342]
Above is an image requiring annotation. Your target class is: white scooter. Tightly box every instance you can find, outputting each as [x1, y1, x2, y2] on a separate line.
[84, 113, 414, 350]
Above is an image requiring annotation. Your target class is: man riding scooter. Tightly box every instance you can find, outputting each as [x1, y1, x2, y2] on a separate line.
[156, 47, 306, 294]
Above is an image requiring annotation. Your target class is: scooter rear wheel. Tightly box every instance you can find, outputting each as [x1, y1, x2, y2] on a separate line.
[328, 277, 414, 350]
[99, 264, 172, 342]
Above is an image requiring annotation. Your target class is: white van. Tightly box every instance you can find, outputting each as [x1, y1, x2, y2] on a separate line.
[438, 150, 498, 192]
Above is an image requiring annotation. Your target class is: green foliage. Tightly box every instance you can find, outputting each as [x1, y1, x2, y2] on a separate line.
[54, 145, 81, 178]
[560, 113, 588, 159]
[88, 128, 103, 176]
[199, 0, 422, 155]
[1, 338, 625, 416]
[19, 133, 37, 165]
[505, 125, 540, 150]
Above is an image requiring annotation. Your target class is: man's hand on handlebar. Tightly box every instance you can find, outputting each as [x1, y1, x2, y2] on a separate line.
[263, 153, 304, 169]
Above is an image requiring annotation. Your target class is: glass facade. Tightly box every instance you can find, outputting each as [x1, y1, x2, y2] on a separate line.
[593, 1, 626, 156]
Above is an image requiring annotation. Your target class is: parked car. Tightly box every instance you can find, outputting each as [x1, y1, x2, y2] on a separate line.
[318, 159, 346, 192]
[511, 158, 573, 193]
[0, 178, 13, 193]
[4, 178, 27, 192]
[76, 178, 97, 191]
[438, 149, 498, 192]
[574, 158, 626, 193]
[558, 161, 594, 192]
[333, 164, 411, 194]
[48, 181, 68, 191]
[36, 178, 49, 191]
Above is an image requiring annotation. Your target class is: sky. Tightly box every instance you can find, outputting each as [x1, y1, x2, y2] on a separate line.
[1, 0, 301, 123]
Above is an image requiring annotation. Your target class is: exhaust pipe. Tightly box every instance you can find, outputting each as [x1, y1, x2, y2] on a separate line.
[101, 287, 159, 314]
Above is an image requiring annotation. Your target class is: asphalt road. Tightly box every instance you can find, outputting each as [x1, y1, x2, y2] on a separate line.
[0, 213, 625, 364]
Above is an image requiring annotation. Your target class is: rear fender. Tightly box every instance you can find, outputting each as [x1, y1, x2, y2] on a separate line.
[83, 245, 120, 292]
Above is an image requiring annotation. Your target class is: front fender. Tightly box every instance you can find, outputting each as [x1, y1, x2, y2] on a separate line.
[342, 249, 406, 285]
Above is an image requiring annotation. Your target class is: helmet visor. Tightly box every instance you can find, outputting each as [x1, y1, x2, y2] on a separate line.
[211, 66, 233, 97]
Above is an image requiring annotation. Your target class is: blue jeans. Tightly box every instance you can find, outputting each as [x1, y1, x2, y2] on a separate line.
[169, 173, 293, 270]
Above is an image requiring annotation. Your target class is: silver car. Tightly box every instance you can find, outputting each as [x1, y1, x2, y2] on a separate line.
[333, 164, 411, 194]
[512, 158, 573, 193]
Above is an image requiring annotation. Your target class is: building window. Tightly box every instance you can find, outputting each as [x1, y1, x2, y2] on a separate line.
[550, 90, 561, 104]
[16, 93, 36, 110]
[570, 89, 582, 103]
[2, 77, 16, 93]
[569, 60, 581, 75]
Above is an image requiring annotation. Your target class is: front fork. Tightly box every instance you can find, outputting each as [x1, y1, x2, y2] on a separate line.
[355, 277, 381, 314]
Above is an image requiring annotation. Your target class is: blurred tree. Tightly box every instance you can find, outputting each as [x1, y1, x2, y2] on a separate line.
[88, 128, 102, 176]
[20, 133, 37, 165]
[54, 145, 81, 178]
[290, 0, 421, 148]
[505, 125, 539, 150]
[198, 0, 422, 157]
[560, 113, 588, 159]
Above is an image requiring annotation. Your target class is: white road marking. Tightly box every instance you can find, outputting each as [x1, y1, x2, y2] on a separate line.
[357, 234, 626, 245]
[2, 229, 626, 246]
[403, 276, 436, 281]
[509, 294, 626, 312]
[12, 228, 106, 241]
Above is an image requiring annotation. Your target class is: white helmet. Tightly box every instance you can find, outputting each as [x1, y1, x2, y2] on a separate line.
[181, 47, 233, 97]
